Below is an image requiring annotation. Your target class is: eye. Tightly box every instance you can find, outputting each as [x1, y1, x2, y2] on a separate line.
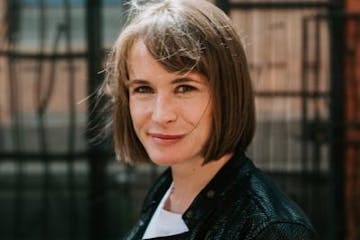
[132, 85, 154, 94]
[175, 85, 197, 94]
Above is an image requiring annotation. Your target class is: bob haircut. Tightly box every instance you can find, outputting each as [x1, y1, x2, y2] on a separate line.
[106, 0, 255, 164]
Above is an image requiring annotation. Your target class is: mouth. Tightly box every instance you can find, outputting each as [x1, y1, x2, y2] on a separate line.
[148, 133, 185, 144]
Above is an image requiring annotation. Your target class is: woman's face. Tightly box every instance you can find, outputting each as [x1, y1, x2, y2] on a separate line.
[127, 40, 213, 166]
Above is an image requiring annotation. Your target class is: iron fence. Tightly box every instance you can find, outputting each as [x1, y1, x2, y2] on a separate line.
[0, 0, 359, 240]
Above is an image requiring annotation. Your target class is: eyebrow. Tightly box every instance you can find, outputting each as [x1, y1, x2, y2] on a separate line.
[172, 77, 200, 84]
[126, 79, 149, 87]
[126, 76, 204, 87]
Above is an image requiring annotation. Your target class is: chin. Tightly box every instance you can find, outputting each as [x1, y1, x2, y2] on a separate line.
[148, 154, 181, 166]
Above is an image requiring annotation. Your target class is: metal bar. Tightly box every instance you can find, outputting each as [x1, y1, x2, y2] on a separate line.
[0, 50, 88, 59]
[36, 2, 50, 239]
[312, 15, 321, 173]
[300, 16, 313, 221]
[1, 186, 91, 192]
[329, 11, 346, 240]
[254, 91, 328, 98]
[308, 12, 360, 20]
[334, 140, 360, 146]
[216, 0, 230, 14]
[229, 1, 332, 10]
[86, 1, 107, 240]
[8, 43, 24, 240]
[0, 152, 94, 159]
[63, 1, 77, 238]
[301, 17, 310, 174]
[5, 5, 25, 231]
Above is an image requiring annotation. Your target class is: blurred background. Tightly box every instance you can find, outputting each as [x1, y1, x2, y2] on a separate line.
[0, 0, 359, 239]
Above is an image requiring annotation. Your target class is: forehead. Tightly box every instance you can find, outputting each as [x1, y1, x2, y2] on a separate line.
[127, 39, 166, 77]
[128, 39, 148, 62]
[127, 39, 210, 86]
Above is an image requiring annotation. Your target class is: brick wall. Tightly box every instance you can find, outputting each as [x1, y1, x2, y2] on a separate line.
[345, 0, 360, 239]
[347, 0, 360, 11]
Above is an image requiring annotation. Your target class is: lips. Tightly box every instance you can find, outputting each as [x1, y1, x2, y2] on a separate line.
[148, 133, 185, 144]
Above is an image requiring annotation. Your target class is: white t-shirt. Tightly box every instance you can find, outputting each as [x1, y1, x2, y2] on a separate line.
[142, 184, 189, 239]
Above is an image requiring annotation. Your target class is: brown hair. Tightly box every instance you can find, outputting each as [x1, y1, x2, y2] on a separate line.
[106, 0, 255, 164]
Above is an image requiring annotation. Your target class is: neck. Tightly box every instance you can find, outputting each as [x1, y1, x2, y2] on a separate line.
[165, 153, 233, 213]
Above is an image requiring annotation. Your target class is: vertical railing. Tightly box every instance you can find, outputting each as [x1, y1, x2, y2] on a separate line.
[328, 12, 346, 240]
[37, 2, 49, 239]
[301, 11, 360, 240]
[1, 1, 91, 239]
[86, 1, 107, 240]
[218, 1, 344, 240]
[1, 1, 357, 240]
[7, 2, 24, 240]
[63, 1, 77, 239]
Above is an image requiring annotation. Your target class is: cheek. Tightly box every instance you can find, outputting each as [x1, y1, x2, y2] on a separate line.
[129, 100, 140, 126]
[200, 102, 214, 135]
[129, 99, 149, 128]
[192, 98, 212, 124]
[181, 100, 213, 135]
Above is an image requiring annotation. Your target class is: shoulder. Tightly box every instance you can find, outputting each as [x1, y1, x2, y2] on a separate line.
[246, 163, 313, 226]
[220, 156, 316, 239]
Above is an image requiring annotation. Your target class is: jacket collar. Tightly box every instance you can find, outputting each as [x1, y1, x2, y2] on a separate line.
[182, 150, 250, 229]
[141, 149, 252, 230]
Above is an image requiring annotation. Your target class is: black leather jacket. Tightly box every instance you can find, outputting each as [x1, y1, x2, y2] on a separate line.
[123, 151, 316, 240]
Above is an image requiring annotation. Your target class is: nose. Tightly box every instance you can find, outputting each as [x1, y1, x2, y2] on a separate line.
[151, 94, 177, 124]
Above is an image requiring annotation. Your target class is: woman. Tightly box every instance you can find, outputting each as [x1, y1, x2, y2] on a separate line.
[106, 0, 316, 239]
